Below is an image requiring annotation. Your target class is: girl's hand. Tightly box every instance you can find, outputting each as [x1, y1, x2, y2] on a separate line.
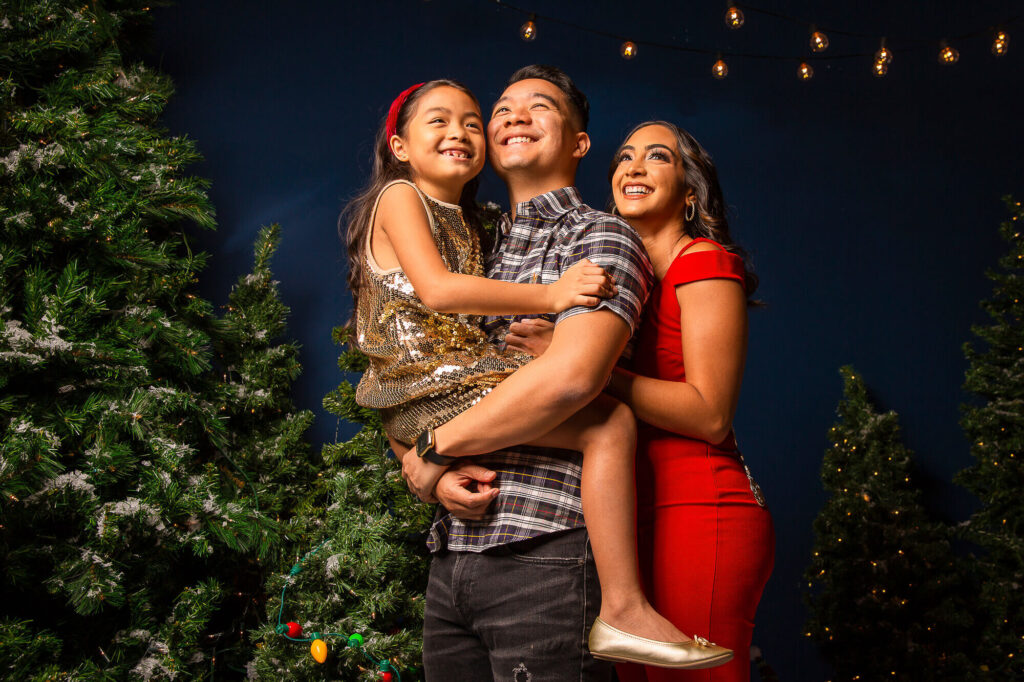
[401, 450, 448, 503]
[547, 258, 617, 312]
[505, 317, 555, 357]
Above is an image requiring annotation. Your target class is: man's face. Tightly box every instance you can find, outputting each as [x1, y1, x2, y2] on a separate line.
[487, 78, 580, 178]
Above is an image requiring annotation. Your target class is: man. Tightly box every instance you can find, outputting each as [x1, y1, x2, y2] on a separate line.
[398, 65, 654, 681]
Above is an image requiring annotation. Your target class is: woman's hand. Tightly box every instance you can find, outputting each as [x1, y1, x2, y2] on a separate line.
[505, 317, 555, 356]
[401, 451, 447, 503]
[547, 258, 617, 311]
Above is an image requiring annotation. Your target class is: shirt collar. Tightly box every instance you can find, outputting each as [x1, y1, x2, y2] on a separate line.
[516, 186, 583, 221]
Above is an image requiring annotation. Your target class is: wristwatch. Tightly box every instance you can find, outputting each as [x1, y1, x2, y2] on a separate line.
[415, 426, 458, 466]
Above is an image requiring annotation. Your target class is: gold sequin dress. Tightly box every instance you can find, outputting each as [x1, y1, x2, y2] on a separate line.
[354, 180, 530, 444]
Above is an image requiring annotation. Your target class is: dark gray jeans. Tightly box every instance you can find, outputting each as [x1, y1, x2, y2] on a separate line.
[422, 528, 614, 682]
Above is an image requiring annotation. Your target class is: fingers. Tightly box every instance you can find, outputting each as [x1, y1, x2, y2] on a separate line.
[435, 471, 499, 520]
[452, 462, 497, 481]
[575, 295, 600, 307]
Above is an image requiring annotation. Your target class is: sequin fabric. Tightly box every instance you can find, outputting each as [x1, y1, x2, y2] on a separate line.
[354, 181, 530, 444]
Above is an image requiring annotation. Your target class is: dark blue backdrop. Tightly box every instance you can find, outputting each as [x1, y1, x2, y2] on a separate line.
[151, 1, 1022, 678]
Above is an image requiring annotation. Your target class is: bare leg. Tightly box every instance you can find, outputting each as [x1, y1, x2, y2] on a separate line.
[526, 393, 689, 644]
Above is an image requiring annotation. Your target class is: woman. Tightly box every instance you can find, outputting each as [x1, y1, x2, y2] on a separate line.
[509, 121, 774, 682]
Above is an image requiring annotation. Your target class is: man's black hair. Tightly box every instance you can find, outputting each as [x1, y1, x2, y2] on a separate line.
[506, 64, 590, 132]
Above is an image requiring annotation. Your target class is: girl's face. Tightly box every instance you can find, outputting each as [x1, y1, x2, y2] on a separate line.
[611, 124, 692, 230]
[391, 86, 486, 201]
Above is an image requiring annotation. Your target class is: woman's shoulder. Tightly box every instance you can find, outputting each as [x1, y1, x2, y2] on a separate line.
[665, 238, 745, 288]
[678, 237, 728, 255]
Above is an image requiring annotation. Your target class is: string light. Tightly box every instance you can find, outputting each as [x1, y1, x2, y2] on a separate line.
[724, 5, 744, 29]
[798, 62, 814, 80]
[873, 60, 889, 77]
[874, 38, 893, 64]
[810, 27, 829, 52]
[519, 14, 536, 41]
[938, 41, 959, 64]
[712, 58, 728, 79]
[992, 30, 1009, 57]
[620, 41, 637, 59]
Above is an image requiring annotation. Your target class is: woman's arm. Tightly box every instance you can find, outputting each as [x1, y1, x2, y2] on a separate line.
[607, 277, 747, 444]
[376, 184, 615, 314]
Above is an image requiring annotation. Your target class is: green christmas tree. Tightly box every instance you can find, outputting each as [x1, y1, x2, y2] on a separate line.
[249, 333, 433, 681]
[0, 3, 312, 677]
[955, 196, 1024, 678]
[804, 367, 975, 680]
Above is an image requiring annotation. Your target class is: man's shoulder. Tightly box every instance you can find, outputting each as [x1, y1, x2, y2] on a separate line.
[563, 203, 642, 243]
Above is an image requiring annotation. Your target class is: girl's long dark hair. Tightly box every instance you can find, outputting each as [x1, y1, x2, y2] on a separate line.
[340, 79, 483, 320]
[609, 120, 759, 299]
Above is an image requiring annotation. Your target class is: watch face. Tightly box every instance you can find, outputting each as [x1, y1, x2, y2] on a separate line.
[416, 428, 434, 457]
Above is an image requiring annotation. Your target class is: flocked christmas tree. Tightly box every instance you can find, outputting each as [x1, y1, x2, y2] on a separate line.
[1, 3, 312, 678]
[954, 196, 1024, 678]
[248, 332, 433, 681]
[804, 367, 976, 680]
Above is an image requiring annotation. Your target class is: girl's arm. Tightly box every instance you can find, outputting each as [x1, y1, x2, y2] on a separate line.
[375, 183, 615, 315]
[607, 277, 747, 444]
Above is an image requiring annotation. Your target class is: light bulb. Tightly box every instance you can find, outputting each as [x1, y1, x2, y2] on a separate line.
[810, 30, 829, 52]
[873, 60, 888, 77]
[621, 41, 637, 59]
[938, 42, 959, 64]
[724, 6, 744, 29]
[519, 19, 536, 42]
[875, 39, 893, 64]
[712, 59, 728, 79]
[798, 62, 813, 80]
[992, 31, 1009, 57]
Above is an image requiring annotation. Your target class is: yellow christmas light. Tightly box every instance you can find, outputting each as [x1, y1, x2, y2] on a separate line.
[621, 41, 637, 59]
[519, 16, 537, 41]
[875, 38, 893, 64]
[724, 5, 744, 29]
[873, 60, 889, 77]
[992, 30, 1009, 57]
[798, 62, 814, 80]
[938, 42, 959, 64]
[810, 28, 829, 52]
[712, 58, 728, 79]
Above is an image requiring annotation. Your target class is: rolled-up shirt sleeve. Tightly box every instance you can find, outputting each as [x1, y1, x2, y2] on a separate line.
[556, 216, 654, 334]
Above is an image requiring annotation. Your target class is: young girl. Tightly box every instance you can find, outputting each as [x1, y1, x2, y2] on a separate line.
[344, 80, 732, 670]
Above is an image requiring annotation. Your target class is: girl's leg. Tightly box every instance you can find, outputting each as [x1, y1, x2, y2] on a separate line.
[525, 393, 689, 644]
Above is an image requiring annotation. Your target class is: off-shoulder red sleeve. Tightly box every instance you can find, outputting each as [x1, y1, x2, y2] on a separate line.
[663, 241, 746, 291]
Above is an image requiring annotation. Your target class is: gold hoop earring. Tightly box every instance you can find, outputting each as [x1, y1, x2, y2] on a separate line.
[685, 202, 696, 222]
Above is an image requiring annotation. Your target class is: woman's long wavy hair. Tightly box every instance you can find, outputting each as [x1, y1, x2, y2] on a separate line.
[609, 120, 759, 300]
[339, 79, 483, 321]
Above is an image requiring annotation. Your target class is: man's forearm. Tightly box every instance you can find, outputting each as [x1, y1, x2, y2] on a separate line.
[433, 310, 630, 457]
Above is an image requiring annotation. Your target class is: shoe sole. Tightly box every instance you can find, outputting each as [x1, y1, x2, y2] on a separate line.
[590, 651, 734, 669]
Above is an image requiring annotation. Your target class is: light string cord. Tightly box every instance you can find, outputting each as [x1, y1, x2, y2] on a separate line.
[275, 540, 403, 680]
[491, 0, 1021, 61]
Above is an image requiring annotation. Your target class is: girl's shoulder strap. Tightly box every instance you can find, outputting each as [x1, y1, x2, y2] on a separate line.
[367, 179, 436, 240]
[369, 179, 434, 232]
[365, 179, 435, 275]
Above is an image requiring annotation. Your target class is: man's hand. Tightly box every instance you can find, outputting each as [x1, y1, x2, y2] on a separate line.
[504, 317, 554, 357]
[401, 450, 447, 503]
[435, 462, 500, 520]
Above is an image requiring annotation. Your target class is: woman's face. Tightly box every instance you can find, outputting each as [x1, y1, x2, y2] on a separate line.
[611, 124, 691, 229]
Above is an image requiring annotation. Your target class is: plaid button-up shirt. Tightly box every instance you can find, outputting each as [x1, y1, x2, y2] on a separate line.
[427, 187, 654, 553]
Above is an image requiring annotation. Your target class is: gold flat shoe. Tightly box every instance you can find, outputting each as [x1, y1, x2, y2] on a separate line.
[587, 616, 733, 669]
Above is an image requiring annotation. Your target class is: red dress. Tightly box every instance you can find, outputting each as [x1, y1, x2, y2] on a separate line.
[617, 238, 775, 682]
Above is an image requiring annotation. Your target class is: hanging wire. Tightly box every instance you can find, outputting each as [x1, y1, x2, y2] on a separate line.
[274, 540, 404, 681]
[491, 0, 1020, 62]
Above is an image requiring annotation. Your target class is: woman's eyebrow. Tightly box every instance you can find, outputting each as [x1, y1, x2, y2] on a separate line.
[645, 144, 674, 153]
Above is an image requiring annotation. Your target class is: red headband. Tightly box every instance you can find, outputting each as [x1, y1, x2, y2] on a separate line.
[385, 82, 425, 145]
